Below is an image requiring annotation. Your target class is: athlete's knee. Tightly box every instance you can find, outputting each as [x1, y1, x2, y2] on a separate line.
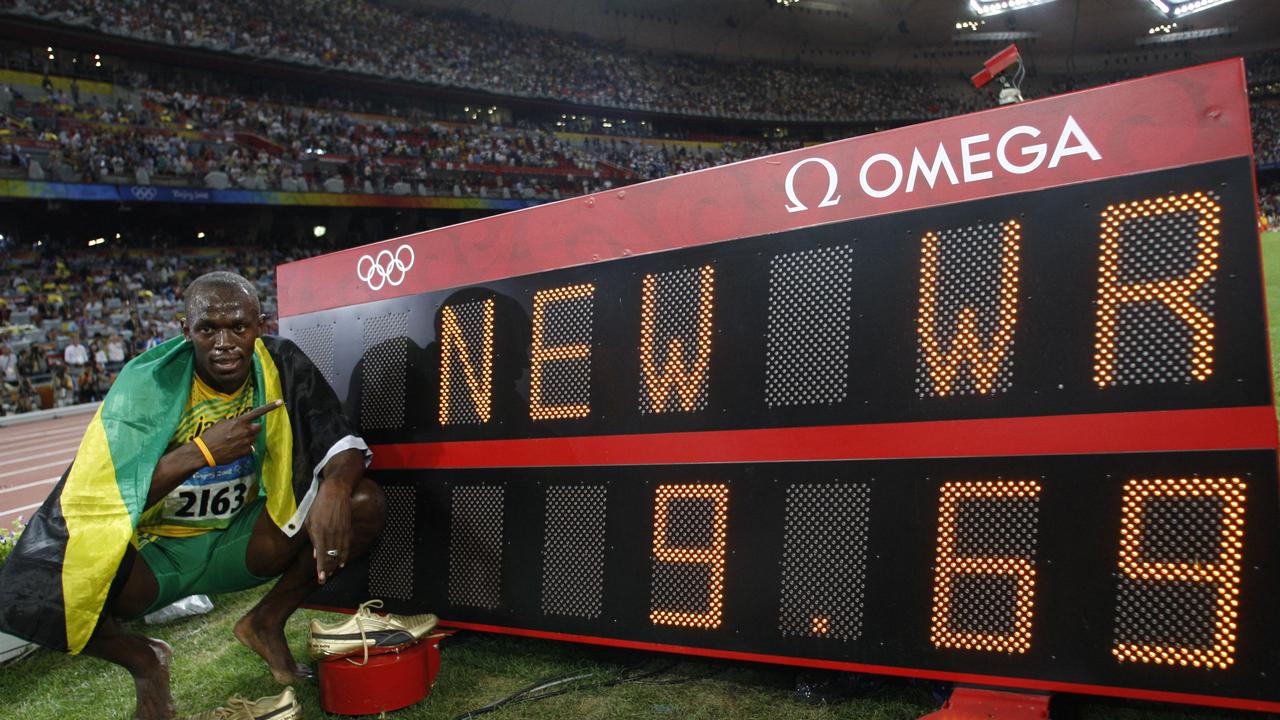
[350, 477, 386, 534]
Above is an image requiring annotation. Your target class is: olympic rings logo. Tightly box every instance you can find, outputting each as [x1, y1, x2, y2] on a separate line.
[356, 244, 415, 291]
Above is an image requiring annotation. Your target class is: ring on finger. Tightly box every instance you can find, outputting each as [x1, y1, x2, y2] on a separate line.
[325, 549, 340, 557]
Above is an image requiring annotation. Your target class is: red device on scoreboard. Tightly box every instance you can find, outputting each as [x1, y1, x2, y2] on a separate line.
[280, 59, 1279, 712]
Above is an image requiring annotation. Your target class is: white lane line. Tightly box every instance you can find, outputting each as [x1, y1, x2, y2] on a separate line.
[0, 476, 60, 495]
[0, 448, 80, 467]
[0, 459, 73, 480]
[0, 500, 43, 519]
[0, 442, 81, 461]
[0, 425, 89, 443]
[1, 419, 89, 435]
[0, 423, 88, 440]
[0, 433, 85, 453]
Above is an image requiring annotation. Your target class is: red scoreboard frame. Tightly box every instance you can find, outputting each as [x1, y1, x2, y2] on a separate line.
[279, 60, 1280, 712]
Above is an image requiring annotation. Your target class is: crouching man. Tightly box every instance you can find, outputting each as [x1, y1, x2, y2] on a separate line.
[0, 271, 385, 719]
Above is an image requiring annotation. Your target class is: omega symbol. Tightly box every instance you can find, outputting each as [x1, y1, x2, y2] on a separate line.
[784, 157, 842, 213]
[356, 244, 416, 291]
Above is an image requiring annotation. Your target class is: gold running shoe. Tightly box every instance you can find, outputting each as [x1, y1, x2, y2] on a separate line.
[184, 687, 301, 720]
[308, 599, 439, 664]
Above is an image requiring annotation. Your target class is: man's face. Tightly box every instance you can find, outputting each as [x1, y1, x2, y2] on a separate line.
[183, 287, 264, 394]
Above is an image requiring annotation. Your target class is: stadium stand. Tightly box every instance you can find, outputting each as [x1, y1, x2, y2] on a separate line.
[0, 246, 314, 416]
[0, 0, 980, 122]
[0, 70, 1274, 198]
[1254, 104, 1280, 167]
[0, 78, 803, 199]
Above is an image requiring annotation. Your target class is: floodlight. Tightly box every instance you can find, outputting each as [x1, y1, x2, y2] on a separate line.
[1146, 0, 1236, 18]
[969, 0, 1056, 17]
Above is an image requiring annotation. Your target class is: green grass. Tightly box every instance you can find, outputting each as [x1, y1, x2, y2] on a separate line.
[0, 588, 942, 719]
[6, 234, 1280, 719]
[1264, 231, 1280, 402]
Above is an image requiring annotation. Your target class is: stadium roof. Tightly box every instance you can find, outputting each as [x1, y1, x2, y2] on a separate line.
[400, 0, 1280, 72]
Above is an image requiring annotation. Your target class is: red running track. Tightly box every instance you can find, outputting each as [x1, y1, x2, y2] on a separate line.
[0, 413, 92, 531]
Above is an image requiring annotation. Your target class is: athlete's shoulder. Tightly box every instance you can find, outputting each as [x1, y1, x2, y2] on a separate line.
[259, 335, 324, 378]
[259, 335, 302, 358]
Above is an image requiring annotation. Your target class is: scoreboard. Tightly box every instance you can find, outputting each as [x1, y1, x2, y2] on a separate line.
[278, 60, 1280, 712]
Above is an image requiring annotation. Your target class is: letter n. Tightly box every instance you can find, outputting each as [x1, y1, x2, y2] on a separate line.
[439, 298, 495, 424]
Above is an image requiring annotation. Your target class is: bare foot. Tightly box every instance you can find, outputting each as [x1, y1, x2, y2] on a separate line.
[133, 638, 176, 720]
[233, 611, 312, 684]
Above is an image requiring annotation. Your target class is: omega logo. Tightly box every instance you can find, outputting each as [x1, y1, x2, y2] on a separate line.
[783, 115, 1101, 212]
[784, 157, 842, 213]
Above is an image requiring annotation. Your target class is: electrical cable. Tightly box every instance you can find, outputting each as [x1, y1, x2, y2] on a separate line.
[490, 661, 675, 708]
[453, 670, 599, 720]
[452, 659, 722, 719]
[630, 664, 726, 685]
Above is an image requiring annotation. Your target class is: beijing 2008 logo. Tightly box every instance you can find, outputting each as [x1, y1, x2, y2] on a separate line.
[356, 244, 415, 291]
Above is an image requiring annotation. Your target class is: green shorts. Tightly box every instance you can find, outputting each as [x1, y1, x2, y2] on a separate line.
[134, 497, 274, 617]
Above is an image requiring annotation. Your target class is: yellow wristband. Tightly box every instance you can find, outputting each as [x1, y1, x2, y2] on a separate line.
[192, 436, 217, 467]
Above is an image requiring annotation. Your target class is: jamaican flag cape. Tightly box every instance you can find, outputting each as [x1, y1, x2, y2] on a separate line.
[0, 335, 365, 654]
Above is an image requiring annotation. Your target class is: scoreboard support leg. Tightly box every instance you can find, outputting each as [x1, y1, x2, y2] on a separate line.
[922, 686, 1051, 720]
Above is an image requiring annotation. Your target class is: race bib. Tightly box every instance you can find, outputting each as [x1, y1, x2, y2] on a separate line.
[158, 455, 258, 528]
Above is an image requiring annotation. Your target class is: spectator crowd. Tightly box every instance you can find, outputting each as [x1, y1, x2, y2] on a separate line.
[1254, 104, 1280, 168]
[0, 0, 1274, 199]
[2, 0, 978, 123]
[2, 80, 804, 199]
[0, 246, 311, 416]
[4, 72, 1271, 202]
[1261, 186, 1280, 230]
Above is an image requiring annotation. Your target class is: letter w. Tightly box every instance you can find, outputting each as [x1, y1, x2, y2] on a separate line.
[640, 266, 715, 413]
[917, 221, 1022, 396]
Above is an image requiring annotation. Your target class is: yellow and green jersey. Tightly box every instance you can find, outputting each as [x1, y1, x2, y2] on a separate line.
[137, 374, 260, 537]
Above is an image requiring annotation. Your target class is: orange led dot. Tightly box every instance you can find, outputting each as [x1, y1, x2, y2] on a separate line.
[439, 298, 495, 425]
[917, 220, 1021, 398]
[930, 480, 1041, 655]
[1092, 192, 1220, 388]
[649, 483, 730, 630]
[640, 266, 715, 414]
[1113, 476, 1246, 671]
[529, 283, 596, 421]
